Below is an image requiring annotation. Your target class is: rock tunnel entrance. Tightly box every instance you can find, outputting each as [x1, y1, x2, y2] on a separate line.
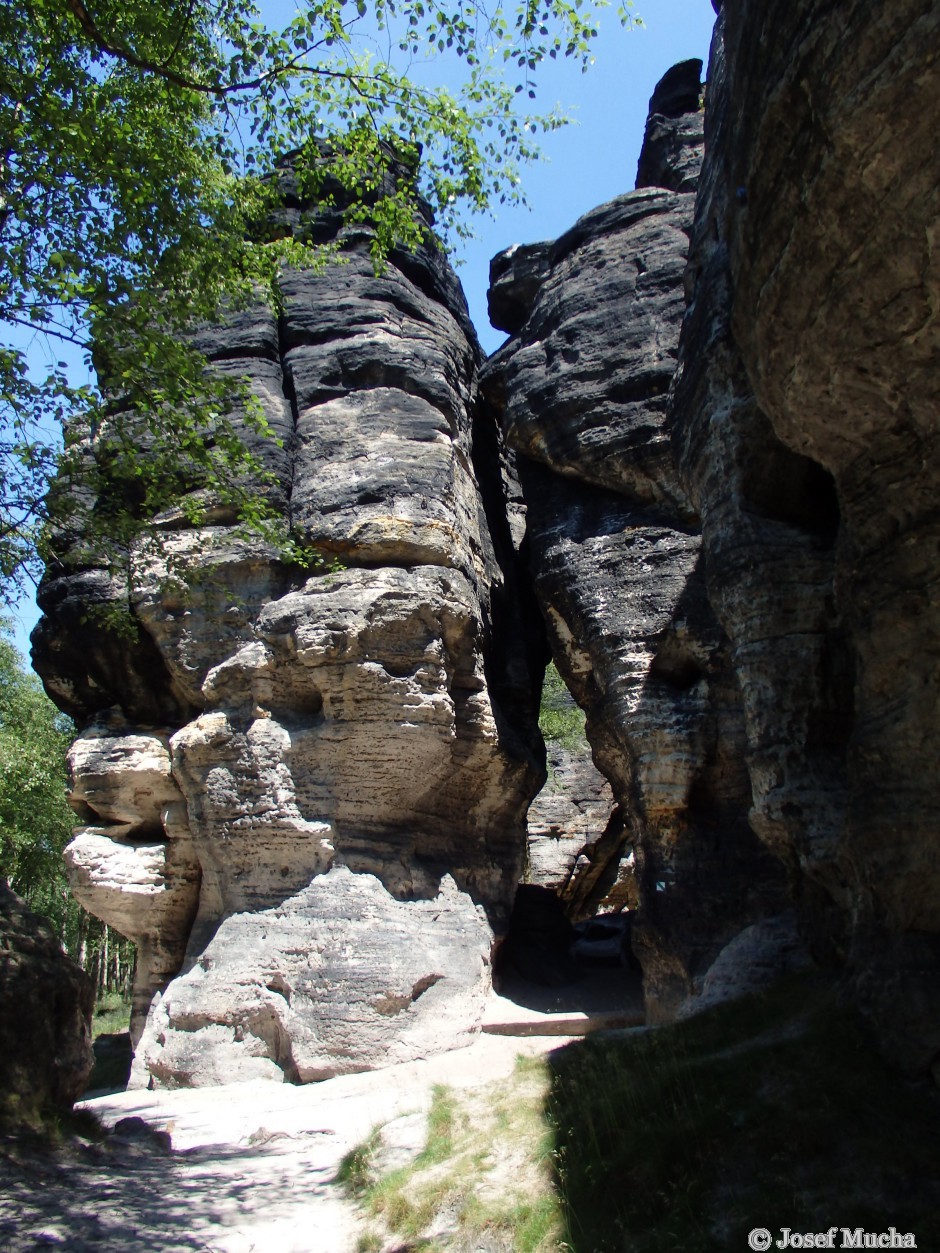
[494, 661, 642, 1015]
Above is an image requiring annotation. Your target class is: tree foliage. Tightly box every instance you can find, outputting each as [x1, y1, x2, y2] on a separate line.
[0, 628, 74, 908]
[0, 626, 133, 990]
[0, 0, 632, 606]
[539, 659, 587, 750]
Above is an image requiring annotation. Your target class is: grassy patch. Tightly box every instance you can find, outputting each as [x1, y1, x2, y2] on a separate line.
[347, 1059, 566, 1252]
[345, 976, 940, 1251]
[338, 1128, 382, 1196]
[422, 1084, 458, 1164]
[91, 990, 131, 1040]
[539, 662, 587, 752]
[547, 975, 940, 1251]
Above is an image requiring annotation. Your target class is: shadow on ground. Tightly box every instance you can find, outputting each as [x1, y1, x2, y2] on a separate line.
[0, 1122, 351, 1252]
[495, 960, 644, 1017]
[543, 974, 940, 1253]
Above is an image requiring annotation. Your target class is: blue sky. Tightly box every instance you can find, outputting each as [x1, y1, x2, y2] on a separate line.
[8, 0, 716, 659]
[451, 0, 716, 352]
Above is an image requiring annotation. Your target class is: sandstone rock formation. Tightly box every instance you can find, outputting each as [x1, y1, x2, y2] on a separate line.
[481, 57, 792, 1020]
[672, 0, 940, 1072]
[497, 3, 940, 1071]
[135, 867, 490, 1086]
[0, 882, 94, 1127]
[64, 718, 201, 1041]
[523, 666, 636, 919]
[34, 1, 940, 1084]
[34, 175, 543, 1087]
[525, 737, 622, 917]
[635, 58, 704, 194]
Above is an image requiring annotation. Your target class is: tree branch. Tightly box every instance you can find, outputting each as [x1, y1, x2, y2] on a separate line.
[62, 0, 433, 104]
[64, 0, 224, 94]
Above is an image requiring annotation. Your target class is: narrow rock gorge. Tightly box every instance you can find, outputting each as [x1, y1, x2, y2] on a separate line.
[482, 57, 794, 1022]
[31, 0, 940, 1089]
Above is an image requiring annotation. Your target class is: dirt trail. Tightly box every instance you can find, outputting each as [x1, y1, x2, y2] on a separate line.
[1, 970, 641, 1251]
[0, 1035, 575, 1251]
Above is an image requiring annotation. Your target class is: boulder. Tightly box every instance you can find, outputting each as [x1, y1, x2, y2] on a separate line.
[0, 883, 93, 1128]
[132, 868, 490, 1087]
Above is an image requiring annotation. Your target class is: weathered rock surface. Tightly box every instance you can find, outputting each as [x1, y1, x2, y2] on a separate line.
[669, 14, 850, 964]
[485, 188, 695, 517]
[525, 670, 626, 916]
[0, 883, 94, 1128]
[36, 180, 543, 1086]
[65, 718, 201, 1043]
[482, 61, 791, 1019]
[635, 59, 705, 194]
[487, 243, 552, 337]
[133, 867, 490, 1087]
[673, 0, 940, 1072]
[491, 6, 940, 1066]
[525, 739, 624, 917]
[35, 3, 940, 1083]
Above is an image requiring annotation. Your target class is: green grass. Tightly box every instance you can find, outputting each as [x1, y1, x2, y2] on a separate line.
[345, 1061, 566, 1252]
[547, 975, 940, 1251]
[539, 662, 587, 751]
[420, 1084, 458, 1165]
[337, 1128, 382, 1196]
[91, 990, 131, 1040]
[342, 975, 940, 1251]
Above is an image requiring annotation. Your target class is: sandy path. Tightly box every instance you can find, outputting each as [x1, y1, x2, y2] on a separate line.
[1, 970, 640, 1251]
[0, 1032, 574, 1253]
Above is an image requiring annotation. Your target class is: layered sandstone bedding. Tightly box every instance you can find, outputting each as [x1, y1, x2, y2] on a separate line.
[31, 0, 940, 1090]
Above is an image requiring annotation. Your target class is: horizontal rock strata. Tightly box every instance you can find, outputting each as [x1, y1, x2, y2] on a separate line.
[483, 58, 791, 1019]
[688, 0, 940, 1072]
[525, 736, 626, 918]
[38, 179, 543, 1086]
[34, 7, 940, 1086]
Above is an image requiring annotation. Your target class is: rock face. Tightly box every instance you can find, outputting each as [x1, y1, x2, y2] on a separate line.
[488, 2, 940, 1071]
[481, 59, 792, 1020]
[635, 59, 705, 194]
[524, 671, 631, 919]
[674, 0, 940, 1072]
[64, 718, 201, 1041]
[0, 883, 94, 1128]
[526, 739, 623, 917]
[35, 180, 543, 1087]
